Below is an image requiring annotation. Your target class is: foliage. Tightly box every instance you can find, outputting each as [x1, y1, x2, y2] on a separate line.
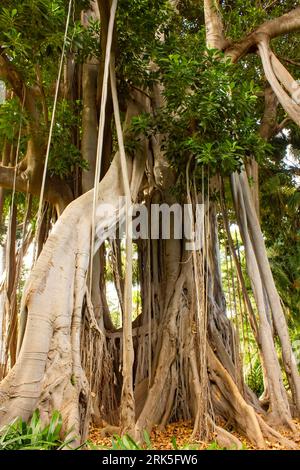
[0, 1, 89, 63]
[157, 49, 270, 179]
[0, 410, 74, 450]
[48, 99, 88, 178]
[128, 40, 271, 191]
[206, 440, 226, 450]
[116, 0, 171, 88]
[0, 1, 300, 441]
[170, 436, 199, 450]
[221, 0, 300, 42]
[112, 431, 147, 450]
[245, 358, 264, 397]
[0, 96, 27, 149]
[260, 128, 300, 322]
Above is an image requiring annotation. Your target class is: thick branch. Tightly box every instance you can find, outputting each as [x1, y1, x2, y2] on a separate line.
[258, 40, 300, 127]
[226, 7, 300, 62]
[0, 165, 73, 214]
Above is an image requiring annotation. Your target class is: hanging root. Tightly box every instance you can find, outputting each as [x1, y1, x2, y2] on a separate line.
[258, 39, 300, 126]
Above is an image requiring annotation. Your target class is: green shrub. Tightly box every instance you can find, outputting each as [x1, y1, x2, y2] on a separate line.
[0, 410, 74, 450]
[245, 359, 264, 397]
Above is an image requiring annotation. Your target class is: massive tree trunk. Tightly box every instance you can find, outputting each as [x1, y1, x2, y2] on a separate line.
[0, 91, 147, 440]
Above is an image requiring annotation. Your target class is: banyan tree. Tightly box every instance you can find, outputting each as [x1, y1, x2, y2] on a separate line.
[0, 0, 300, 449]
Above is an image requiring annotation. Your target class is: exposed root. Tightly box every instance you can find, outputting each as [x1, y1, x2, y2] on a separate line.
[207, 344, 266, 448]
[256, 415, 299, 450]
[207, 416, 243, 450]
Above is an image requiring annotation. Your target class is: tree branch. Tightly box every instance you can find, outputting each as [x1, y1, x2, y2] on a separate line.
[276, 117, 291, 133]
[278, 56, 300, 67]
[0, 165, 73, 214]
[207, 5, 300, 129]
[258, 40, 300, 127]
[226, 7, 300, 62]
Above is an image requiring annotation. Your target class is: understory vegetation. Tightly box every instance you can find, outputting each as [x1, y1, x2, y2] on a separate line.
[0, 410, 73, 450]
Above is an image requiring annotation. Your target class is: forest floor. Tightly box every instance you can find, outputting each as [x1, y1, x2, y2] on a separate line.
[88, 419, 300, 450]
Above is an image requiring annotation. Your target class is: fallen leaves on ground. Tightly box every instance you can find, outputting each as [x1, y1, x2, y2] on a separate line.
[88, 419, 300, 450]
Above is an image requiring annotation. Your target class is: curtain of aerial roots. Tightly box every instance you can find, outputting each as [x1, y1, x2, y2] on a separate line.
[0, 152, 299, 449]
[126, 176, 300, 448]
[0, 172, 299, 449]
[230, 172, 300, 419]
[101, 175, 264, 448]
[1, 97, 300, 452]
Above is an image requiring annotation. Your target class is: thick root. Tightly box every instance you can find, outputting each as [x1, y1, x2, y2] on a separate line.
[207, 417, 243, 450]
[257, 415, 299, 450]
[207, 344, 266, 448]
